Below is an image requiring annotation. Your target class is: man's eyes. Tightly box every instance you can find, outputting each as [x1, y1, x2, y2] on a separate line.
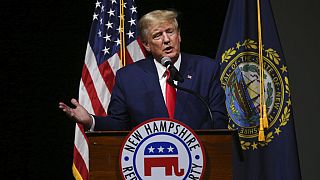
[155, 33, 162, 38]
[152, 29, 176, 40]
[166, 29, 174, 34]
[153, 33, 162, 40]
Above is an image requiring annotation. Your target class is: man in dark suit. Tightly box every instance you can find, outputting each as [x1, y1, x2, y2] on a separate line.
[59, 9, 227, 130]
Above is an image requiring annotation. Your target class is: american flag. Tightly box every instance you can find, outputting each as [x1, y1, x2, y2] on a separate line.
[72, 0, 146, 179]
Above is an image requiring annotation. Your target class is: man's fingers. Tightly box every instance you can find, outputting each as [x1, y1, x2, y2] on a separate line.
[59, 102, 67, 108]
[58, 102, 72, 115]
[71, 98, 80, 107]
[59, 102, 71, 111]
[58, 100, 81, 123]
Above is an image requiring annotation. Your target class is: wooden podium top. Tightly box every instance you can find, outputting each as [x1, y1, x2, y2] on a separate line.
[86, 129, 238, 137]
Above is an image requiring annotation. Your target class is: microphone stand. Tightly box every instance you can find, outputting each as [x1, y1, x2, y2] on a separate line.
[167, 79, 215, 128]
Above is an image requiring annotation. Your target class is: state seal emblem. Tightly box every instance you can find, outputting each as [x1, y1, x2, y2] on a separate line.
[120, 118, 206, 179]
[220, 39, 292, 150]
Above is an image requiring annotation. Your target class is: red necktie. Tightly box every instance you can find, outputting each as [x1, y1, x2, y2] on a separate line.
[165, 70, 176, 119]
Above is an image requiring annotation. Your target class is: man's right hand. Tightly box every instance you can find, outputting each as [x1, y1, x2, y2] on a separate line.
[59, 98, 93, 129]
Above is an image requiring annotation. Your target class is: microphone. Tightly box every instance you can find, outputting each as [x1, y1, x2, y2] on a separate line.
[161, 57, 215, 128]
[160, 57, 184, 83]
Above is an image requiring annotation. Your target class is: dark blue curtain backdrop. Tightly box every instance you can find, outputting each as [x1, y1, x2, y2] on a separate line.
[1, 0, 318, 179]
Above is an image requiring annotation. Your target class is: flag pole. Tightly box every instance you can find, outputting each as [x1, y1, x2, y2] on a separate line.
[119, 0, 126, 67]
[257, 0, 268, 141]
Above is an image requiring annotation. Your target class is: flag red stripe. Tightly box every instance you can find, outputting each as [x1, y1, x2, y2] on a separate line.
[116, 50, 134, 67]
[98, 60, 115, 94]
[137, 37, 148, 57]
[81, 64, 107, 116]
[77, 123, 89, 143]
[73, 145, 88, 180]
[125, 48, 134, 65]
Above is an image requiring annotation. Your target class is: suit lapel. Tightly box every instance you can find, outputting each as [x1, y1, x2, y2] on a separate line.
[140, 58, 168, 116]
[174, 53, 195, 120]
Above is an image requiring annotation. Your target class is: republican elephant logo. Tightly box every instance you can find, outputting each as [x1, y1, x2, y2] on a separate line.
[143, 142, 184, 176]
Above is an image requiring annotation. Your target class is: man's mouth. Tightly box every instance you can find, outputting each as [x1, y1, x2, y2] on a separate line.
[163, 46, 173, 53]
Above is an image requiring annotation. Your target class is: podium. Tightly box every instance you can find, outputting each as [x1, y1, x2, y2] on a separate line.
[86, 129, 241, 179]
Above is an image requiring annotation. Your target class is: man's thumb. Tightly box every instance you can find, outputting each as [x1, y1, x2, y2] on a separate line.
[71, 98, 80, 107]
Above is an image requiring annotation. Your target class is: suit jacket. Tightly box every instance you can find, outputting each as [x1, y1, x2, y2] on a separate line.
[94, 53, 227, 130]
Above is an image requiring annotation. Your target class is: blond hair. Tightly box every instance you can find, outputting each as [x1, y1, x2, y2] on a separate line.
[139, 10, 179, 42]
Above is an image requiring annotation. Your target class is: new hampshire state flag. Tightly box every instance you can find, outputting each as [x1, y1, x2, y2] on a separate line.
[216, 0, 301, 179]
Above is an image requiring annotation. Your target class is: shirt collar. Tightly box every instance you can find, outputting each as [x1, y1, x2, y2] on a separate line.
[154, 54, 181, 80]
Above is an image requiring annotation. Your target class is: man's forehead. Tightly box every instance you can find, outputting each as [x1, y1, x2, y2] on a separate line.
[149, 22, 176, 32]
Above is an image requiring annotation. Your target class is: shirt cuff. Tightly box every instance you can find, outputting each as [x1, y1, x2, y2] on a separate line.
[88, 114, 95, 132]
